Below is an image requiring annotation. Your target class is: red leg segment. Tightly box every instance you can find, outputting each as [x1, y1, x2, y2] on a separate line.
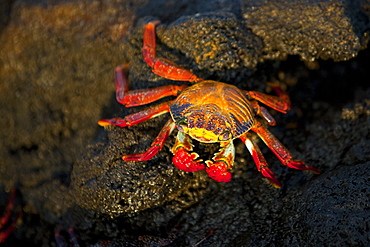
[244, 83, 291, 113]
[250, 101, 277, 126]
[142, 20, 160, 68]
[98, 101, 172, 127]
[142, 21, 202, 83]
[251, 121, 321, 174]
[55, 224, 79, 247]
[0, 188, 16, 229]
[239, 133, 282, 188]
[114, 64, 188, 107]
[114, 64, 130, 103]
[123, 119, 176, 161]
[0, 188, 22, 243]
[122, 85, 188, 107]
[118, 83, 188, 107]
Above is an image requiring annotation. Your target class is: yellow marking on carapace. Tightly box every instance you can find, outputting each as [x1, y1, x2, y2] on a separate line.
[183, 126, 219, 143]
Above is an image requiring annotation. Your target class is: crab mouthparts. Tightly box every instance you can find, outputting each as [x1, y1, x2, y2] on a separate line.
[192, 135, 213, 142]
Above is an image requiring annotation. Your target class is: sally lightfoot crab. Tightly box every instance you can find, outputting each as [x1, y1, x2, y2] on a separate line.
[0, 188, 22, 243]
[98, 21, 321, 188]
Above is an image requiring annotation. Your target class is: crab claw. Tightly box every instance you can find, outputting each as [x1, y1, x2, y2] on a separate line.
[205, 160, 232, 183]
[172, 147, 205, 172]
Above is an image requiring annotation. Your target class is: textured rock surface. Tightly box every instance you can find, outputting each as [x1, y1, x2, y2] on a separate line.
[242, 0, 370, 62]
[0, 0, 369, 246]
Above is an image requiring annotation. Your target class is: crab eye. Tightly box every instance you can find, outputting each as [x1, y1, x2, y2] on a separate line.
[219, 131, 231, 141]
[177, 120, 188, 132]
[177, 124, 187, 132]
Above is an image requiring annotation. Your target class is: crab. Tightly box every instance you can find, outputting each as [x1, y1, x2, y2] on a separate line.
[98, 20, 321, 188]
[0, 188, 22, 243]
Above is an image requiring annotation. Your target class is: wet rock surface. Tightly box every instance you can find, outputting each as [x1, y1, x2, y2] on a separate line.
[0, 0, 370, 246]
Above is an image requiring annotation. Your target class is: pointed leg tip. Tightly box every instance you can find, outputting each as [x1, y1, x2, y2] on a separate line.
[97, 120, 110, 126]
[260, 167, 282, 188]
[98, 118, 128, 127]
[270, 180, 282, 189]
[115, 63, 130, 72]
[148, 20, 161, 26]
[263, 176, 282, 189]
[290, 160, 321, 175]
[307, 166, 321, 175]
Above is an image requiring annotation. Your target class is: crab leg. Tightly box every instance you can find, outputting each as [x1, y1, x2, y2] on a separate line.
[251, 121, 321, 174]
[0, 221, 18, 243]
[239, 133, 282, 188]
[55, 224, 79, 247]
[98, 101, 172, 127]
[121, 85, 188, 107]
[123, 119, 176, 161]
[114, 64, 188, 107]
[0, 188, 16, 229]
[114, 64, 130, 100]
[0, 188, 22, 243]
[250, 101, 277, 126]
[142, 21, 202, 83]
[244, 83, 291, 113]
